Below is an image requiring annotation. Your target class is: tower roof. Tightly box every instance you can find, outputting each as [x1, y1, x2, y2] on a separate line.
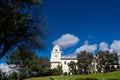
[54, 45, 60, 48]
[53, 45, 60, 51]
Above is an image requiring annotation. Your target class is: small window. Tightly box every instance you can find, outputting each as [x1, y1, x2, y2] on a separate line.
[55, 49, 57, 51]
[64, 61, 66, 64]
[55, 55, 57, 57]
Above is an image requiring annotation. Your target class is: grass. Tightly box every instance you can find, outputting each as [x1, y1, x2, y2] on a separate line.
[24, 71, 120, 80]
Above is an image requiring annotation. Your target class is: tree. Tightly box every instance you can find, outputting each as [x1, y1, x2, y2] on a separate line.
[52, 65, 63, 75]
[97, 51, 119, 72]
[38, 57, 51, 76]
[77, 51, 94, 74]
[0, 0, 45, 59]
[68, 61, 77, 75]
[6, 48, 51, 79]
[6, 48, 39, 79]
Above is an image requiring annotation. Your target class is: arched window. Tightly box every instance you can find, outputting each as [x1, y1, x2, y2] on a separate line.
[64, 61, 66, 64]
[55, 55, 57, 57]
[55, 49, 57, 51]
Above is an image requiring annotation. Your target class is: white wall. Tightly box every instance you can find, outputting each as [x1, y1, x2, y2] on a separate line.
[50, 45, 62, 62]
[50, 45, 77, 74]
[50, 45, 62, 69]
[50, 51, 61, 62]
[61, 59, 77, 73]
[51, 62, 61, 69]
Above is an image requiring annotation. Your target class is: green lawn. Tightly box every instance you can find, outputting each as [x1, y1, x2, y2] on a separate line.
[25, 71, 120, 80]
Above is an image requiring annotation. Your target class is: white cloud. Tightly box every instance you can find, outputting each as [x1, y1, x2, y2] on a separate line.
[75, 41, 97, 53]
[53, 33, 79, 48]
[110, 40, 120, 53]
[99, 42, 109, 51]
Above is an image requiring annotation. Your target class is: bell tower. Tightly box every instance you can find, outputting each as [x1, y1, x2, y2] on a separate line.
[50, 45, 62, 62]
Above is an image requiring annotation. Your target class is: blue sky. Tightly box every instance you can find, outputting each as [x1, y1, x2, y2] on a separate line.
[39, 0, 120, 58]
[1, 0, 120, 63]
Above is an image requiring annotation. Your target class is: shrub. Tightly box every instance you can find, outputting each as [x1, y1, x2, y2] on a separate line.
[86, 77, 98, 80]
[63, 72, 67, 76]
[49, 77, 54, 80]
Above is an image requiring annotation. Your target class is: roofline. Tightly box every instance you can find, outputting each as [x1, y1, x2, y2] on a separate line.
[50, 61, 61, 63]
[61, 58, 77, 60]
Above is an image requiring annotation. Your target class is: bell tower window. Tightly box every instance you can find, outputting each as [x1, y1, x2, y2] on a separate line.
[64, 61, 66, 64]
[55, 49, 57, 51]
[55, 55, 57, 57]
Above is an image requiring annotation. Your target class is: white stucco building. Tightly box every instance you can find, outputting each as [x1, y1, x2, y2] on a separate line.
[50, 45, 77, 74]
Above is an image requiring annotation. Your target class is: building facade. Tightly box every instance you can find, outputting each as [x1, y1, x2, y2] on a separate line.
[50, 45, 77, 74]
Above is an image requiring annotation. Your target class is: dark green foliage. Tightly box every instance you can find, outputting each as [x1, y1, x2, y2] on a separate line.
[52, 65, 63, 75]
[37, 57, 52, 76]
[6, 48, 39, 79]
[6, 48, 51, 79]
[0, 0, 44, 59]
[97, 51, 119, 72]
[68, 61, 77, 75]
[97, 51, 118, 65]
[77, 51, 94, 74]
[63, 72, 67, 76]
[50, 77, 54, 80]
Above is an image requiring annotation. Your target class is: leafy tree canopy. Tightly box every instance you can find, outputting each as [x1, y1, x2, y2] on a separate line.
[6, 48, 51, 79]
[77, 51, 94, 74]
[68, 61, 77, 75]
[97, 50, 119, 65]
[0, 0, 45, 59]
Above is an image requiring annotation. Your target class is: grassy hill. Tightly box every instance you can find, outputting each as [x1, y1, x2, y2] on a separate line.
[25, 71, 120, 80]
